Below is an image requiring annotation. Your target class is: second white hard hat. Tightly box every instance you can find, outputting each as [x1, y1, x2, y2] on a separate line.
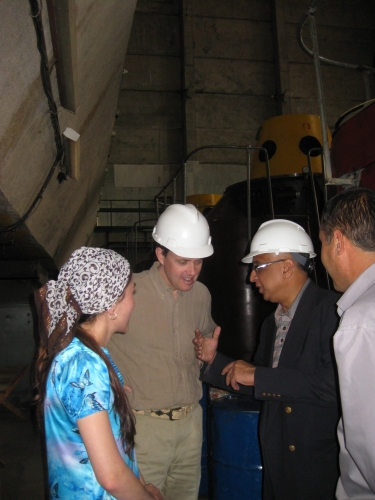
[152, 204, 214, 258]
[242, 219, 316, 263]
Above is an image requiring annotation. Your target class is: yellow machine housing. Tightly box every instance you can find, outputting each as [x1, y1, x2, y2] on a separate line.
[251, 114, 332, 179]
[186, 194, 222, 214]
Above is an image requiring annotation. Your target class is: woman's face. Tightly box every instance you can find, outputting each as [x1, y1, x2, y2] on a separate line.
[114, 277, 136, 333]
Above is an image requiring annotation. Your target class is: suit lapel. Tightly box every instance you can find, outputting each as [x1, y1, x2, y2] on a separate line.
[277, 281, 319, 367]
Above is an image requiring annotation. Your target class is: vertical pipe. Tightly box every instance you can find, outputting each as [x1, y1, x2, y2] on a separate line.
[135, 224, 138, 266]
[309, 7, 332, 181]
[306, 151, 331, 289]
[306, 151, 321, 228]
[130, 227, 134, 264]
[264, 152, 275, 219]
[173, 177, 177, 204]
[246, 146, 252, 242]
[363, 70, 372, 102]
[183, 162, 187, 204]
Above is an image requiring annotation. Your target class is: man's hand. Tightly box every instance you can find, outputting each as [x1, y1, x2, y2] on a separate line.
[140, 473, 163, 499]
[221, 360, 256, 390]
[144, 483, 163, 499]
[193, 326, 221, 364]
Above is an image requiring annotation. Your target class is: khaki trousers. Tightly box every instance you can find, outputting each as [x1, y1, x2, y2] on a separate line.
[134, 403, 203, 500]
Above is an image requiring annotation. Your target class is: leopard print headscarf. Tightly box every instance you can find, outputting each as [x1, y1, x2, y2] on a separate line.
[34, 247, 131, 356]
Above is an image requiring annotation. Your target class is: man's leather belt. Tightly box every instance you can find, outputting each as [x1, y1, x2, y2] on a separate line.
[133, 404, 196, 421]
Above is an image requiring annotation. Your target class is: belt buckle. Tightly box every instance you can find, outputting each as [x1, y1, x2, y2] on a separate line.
[168, 409, 175, 420]
[169, 407, 182, 420]
[168, 407, 183, 420]
[151, 406, 190, 420]
[152, 409, 175, 419]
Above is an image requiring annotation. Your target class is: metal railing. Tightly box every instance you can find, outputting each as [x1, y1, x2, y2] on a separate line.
[96, 199, 158, 267]
[154, 144, 273, 241]
[97, 199, 157, 228]
[96, 146, 331, 279]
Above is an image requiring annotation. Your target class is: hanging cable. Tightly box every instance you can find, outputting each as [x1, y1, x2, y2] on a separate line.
[0, 0, 64, 233]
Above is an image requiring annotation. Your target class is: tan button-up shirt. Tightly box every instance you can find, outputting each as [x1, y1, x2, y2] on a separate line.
[108, 262, 216, 410]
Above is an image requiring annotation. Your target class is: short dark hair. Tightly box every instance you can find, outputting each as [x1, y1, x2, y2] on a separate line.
[321, 187, 375, 251]
[156, 244, 169, 256]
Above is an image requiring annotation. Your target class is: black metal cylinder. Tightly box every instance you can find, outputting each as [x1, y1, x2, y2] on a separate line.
[199, 174, 327, 362]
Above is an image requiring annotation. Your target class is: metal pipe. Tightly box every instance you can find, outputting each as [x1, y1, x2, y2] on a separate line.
[308, 4, 332, 181]
[183, 163, 187, 204]
[153, 145, 271, 247]
[154, 145, 249, 202]
[264, 150, 274, 219]
[363, 71, 372, 102]
[246, 146, 252, 241]
[297, 2, 375, 80]
[135, 224, 138, 265]
[306, 148, 322, 228]
[306, 148, 331, 289]
[249, 146, 274, 219]
[173, 177, 177, 204]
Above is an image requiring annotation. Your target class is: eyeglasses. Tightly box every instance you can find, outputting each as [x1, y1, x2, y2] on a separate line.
[251, 259, 287, 273]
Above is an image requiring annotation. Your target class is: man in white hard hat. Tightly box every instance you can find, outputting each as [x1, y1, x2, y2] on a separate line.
[109, 204, 219, 500]
[194, 219, 341, 500]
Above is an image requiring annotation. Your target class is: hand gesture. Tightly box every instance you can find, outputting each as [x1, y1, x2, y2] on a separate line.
[221, 360, 256, 390]
[193, 326, 221, 364]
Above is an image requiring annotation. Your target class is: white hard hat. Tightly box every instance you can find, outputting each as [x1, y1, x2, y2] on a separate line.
[152, 204, 214, 258]
[242, 219, 316, 263]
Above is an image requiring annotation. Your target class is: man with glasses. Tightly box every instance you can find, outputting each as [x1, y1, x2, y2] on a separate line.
[195, 219, 341, 500]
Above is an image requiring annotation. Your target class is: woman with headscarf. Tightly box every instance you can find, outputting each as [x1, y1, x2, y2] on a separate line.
[33, 247, 162, 500]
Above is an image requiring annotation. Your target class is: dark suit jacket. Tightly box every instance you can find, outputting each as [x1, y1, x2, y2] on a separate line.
[201, 281, 341, 500]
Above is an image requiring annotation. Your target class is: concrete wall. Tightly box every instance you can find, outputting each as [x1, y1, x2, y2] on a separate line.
[1, 0, 373, 265]
[0, 0, 137, 268]
[276, 0, 375, 122]
[185, 0, 277, 171]
[108, 0, 183, 182]
[107, 0, 375, 206]
[0, 1, 137, 388]
[95, 0, 374, 266]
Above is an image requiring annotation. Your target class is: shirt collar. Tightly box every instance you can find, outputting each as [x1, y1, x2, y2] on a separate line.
[337, 262, 375, 317]
[148, 261, 184, 297]
[275, 278, 310, 322]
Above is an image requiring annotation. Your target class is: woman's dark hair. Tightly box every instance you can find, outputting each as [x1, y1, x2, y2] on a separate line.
[33, 273, 136, 454]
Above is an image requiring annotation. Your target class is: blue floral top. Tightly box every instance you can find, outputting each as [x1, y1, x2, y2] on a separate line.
[44, 337, 139, 499]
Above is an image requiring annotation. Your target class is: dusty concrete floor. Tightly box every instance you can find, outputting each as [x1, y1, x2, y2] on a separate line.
[0, 399, 209, 500]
